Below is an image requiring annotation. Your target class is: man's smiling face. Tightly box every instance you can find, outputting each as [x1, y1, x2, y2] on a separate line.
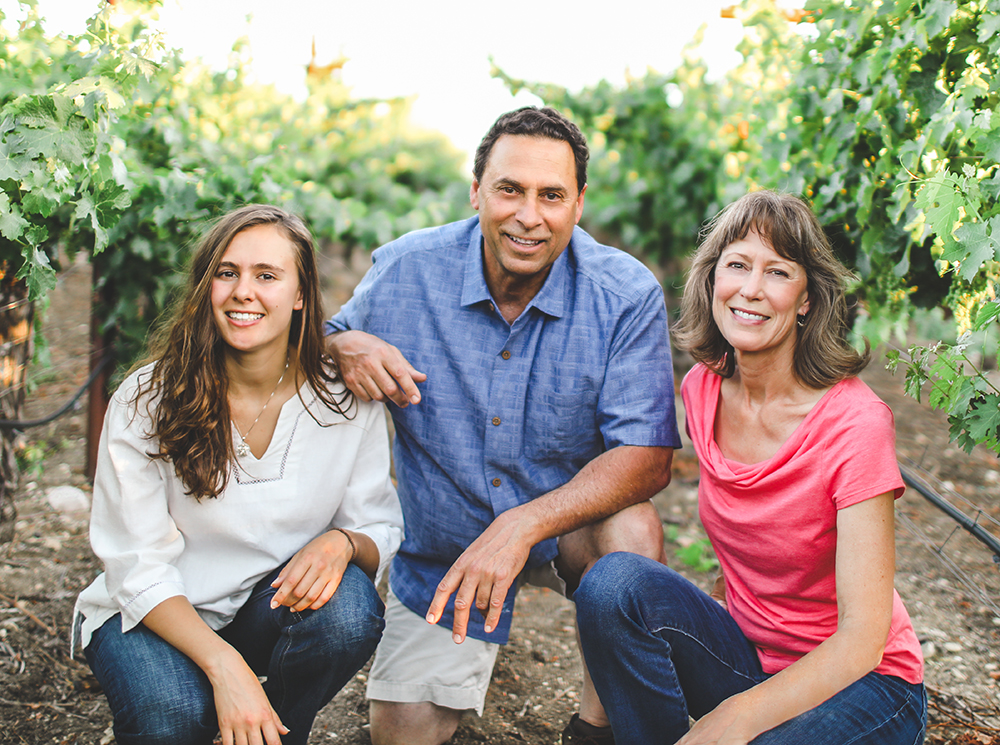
[470, 134, 585, 297]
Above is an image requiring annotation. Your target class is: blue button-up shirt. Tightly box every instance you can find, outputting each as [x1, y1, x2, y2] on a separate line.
[326, 216, 681, 642]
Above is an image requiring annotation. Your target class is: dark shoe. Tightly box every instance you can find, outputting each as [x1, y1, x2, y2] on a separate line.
[561, 713, 615, 745]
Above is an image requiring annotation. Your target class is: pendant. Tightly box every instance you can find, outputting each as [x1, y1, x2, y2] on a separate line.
[236, 440, 250, 458]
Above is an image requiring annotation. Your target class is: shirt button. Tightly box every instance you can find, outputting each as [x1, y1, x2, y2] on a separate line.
[492, 417, 501, 426]
[501, 350, 511, 360]
[492, 478, 502, 487]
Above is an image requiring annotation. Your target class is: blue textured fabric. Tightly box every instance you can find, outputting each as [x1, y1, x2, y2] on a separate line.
[327, 216, 681, 643]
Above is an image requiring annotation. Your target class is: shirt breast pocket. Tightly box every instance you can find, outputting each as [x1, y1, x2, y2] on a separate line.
[524, 388, 602, 462]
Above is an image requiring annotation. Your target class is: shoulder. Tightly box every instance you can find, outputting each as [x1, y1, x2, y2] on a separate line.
[109, 363, 158, 413]
[681, 363, 715, 398]
[568, 227, 662, 304]
[300, 377, 382, 427]
[811, 376, 896, 450]
[370, 216, 478, 268]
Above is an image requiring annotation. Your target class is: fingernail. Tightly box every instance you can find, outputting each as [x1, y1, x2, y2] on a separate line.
[453, 634, 463, 644]
[411, 395, 420, 404]
[484, 624, 493, 633]
[270, 600, 279, 609]
[426, 613, 435, 623]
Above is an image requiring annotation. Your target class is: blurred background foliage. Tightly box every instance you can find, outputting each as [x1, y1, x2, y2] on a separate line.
[4, 0, 1000, 453]
[1, 0, 469, 372]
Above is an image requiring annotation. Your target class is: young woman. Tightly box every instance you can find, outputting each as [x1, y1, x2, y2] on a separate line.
[75, 204, 403, 745]
[575, 191, 925, 744]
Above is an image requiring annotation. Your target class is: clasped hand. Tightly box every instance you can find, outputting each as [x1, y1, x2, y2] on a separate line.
[269, 530, 354, 612]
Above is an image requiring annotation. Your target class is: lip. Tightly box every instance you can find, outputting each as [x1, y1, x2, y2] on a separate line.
[503, 232, 546, 251]
[729, 307, 769, 322]
[225, 310, 265, 326]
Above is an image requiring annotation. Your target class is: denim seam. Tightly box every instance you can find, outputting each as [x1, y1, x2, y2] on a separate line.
[272, 618, 299, 716]
[823, 681, 924, 745]
[649, 623, 760, 686]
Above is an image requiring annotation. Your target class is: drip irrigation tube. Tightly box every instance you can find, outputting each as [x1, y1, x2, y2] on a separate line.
[0, 354, 113, 430]
[900, 464, 1000, 566]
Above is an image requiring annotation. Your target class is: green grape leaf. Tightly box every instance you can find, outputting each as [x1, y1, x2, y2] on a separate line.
[14, 244, 56, 298]
[967, 395, 1000, 445]
[0, 192, 28, 241]
[914, 171, 962, 241]
[952, 220, 1000, 281]
[973, 300, 1000, 331]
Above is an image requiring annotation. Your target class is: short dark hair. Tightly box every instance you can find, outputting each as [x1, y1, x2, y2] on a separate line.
[672, 190, 870, 388]
[473, 106, 589, 192]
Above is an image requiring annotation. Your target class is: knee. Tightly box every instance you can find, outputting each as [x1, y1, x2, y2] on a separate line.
[576, 552, 649, 628]
[596, 501, 665, 563]
[303, 565, 385, 659]
[111, 688, 216, 745]
[370, 700, 461, 745]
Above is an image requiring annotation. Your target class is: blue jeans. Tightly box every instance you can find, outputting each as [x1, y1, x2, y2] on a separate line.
[84, 563, 385, 745]
[576, 553, 926, 745]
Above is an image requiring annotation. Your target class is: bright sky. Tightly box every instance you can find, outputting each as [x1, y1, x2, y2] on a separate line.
[5, 0, 749, 164]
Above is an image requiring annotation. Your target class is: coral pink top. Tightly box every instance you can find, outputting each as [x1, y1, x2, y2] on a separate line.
[682, 364, 923, 684]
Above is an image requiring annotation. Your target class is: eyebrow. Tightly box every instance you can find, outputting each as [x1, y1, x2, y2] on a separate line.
[494, 177, 569, 195]
[218, 261, 287, 273]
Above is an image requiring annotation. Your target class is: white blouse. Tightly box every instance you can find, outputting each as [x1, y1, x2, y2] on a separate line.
[74, 365, 403, 650]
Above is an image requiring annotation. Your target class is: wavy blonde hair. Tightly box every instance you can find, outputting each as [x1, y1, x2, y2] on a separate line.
[134, 204, 352, 500]
[673, 190, 869, 388]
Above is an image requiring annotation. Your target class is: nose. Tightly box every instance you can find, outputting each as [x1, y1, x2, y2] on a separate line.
[740, 269, 764, 299]
[233, 274, 254, 302]
[515, 196, 542, 229]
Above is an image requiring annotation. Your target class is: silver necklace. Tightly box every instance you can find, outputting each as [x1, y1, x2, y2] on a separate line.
[232, 359, 289, 458]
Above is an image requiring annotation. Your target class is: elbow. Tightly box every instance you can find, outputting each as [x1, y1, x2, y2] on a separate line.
[648, 447, 674, 494]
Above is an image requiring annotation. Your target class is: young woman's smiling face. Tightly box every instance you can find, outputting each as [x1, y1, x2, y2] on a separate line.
[712, 230, 810, 359]
[211, 224, 303, 358]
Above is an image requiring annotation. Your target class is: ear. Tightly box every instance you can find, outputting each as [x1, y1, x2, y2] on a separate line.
[573, 183, 587, 225]
[798, 293, 810, 317]
[294, 288, 304, 311]
[470, 179, 481, 211]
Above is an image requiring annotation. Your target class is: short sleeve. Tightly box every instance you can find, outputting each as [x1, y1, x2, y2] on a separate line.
[825, 386, 905, 509]
[597, 283, 682, 450]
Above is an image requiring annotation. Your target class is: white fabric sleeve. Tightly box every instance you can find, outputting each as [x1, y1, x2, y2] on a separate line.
[330, 400, 403, 584]
[88, 379, 187, 633]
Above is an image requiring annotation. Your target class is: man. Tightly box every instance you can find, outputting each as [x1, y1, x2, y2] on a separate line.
[326, 106, 681, 745]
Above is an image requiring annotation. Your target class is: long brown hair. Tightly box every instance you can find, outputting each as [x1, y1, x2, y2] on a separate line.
[134, 204, 352, 500]
[673, 190, 869, 388]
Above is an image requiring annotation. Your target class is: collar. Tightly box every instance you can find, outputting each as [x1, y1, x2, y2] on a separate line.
[459, 221, 571, 320]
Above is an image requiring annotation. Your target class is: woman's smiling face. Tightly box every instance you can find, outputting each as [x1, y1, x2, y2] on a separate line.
[211, 223, 303, 358]
[712, 229, 811, 359]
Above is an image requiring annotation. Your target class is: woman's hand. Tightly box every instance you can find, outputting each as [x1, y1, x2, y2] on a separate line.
[270, 530, 354, 611]
[677, 694, 758, 745]
[210, 648, 289, 745]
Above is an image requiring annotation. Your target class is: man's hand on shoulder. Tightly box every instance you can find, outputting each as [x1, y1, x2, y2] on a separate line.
[326, 330, 427, 407]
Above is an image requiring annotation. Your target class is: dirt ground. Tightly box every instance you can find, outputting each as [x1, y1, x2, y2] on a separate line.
[3, 252, 1000, 744]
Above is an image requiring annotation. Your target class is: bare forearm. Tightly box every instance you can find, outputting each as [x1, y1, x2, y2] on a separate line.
[506, 445, 673, 547]
[141, 596, 242, 680]
[705, 624, 885, 741]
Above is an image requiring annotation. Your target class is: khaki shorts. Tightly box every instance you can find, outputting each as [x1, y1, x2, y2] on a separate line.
[366, 562, 569, 716]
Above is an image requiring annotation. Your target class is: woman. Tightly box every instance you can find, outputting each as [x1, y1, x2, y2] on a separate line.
[74, 204, 403, 745]
[575, 191, 925, 744]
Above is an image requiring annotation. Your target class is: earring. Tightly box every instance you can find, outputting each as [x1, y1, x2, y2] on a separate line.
[797, 314, 807, 327]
